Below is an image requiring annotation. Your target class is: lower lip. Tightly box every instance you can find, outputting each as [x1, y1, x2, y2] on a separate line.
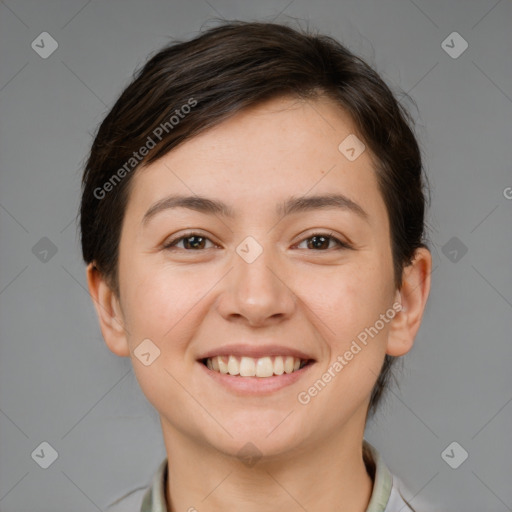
[198, 360, 315, 396]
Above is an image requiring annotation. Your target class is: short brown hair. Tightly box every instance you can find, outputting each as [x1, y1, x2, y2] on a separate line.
[79, 20, 430, 417]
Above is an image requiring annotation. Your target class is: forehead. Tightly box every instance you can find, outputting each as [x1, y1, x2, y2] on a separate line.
[125, 95, 386, 227]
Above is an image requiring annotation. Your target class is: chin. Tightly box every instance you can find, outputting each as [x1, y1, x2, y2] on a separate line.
[205, 420, 304, 460]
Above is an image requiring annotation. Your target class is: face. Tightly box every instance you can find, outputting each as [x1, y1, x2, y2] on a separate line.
[111, 95, 403, 457]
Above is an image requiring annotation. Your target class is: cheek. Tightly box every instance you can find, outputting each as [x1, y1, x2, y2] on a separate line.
[309, 259, 393, 343]
[122, 261, 213, 347]
[123, 265, 207, 399]
[302, 263, 392, 410]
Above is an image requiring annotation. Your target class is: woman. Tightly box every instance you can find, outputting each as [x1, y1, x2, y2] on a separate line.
[81, 20, 432, 512]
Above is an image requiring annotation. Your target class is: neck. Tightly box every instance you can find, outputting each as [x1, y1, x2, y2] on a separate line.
[160, 417, 374, 512]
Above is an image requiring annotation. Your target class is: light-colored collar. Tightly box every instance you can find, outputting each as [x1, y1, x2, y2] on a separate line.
[363, 441, 395, 511]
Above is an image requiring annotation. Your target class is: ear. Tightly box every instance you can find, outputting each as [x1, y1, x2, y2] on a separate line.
[86, 263, 130, 357]
[386, 247, 432, 357]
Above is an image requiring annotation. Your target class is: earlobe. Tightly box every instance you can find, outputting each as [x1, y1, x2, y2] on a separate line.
[386, 247, 432, 357]
[86, 263, 130, 357]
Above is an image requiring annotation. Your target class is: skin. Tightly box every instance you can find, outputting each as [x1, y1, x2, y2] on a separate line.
[87, 95, 431, 512]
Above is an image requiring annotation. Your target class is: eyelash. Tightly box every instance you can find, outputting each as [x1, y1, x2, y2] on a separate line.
[162, 231, 352, 252]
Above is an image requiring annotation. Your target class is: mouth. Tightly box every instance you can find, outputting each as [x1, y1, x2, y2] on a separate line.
[200, 355, 314, 378]
[196, 344, 316, 394]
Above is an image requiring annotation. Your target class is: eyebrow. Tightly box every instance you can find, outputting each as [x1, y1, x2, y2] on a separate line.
[141, 193, 369, 226]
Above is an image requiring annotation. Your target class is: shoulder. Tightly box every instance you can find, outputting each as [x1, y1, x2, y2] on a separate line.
[385, 475, 416, 511]
[105, 458, 167, 512]
[363, 440, 421, 512]
[105, 487, 147, 512]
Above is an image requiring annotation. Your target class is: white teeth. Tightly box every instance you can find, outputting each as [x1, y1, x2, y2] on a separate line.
[227, 355, 240, 375]
[239, 356, 256, 377]
[284, 356, 294, 374]
[218, 356, 229, 374]
[273, 355, 284, 375]
[256, 356, 273, 377]
[204, 355, 308, 377]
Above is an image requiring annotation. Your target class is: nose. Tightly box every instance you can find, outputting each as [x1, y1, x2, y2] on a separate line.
[215, 245, 297, 327]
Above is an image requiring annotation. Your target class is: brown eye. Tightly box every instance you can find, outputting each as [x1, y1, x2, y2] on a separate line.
[297, 233, 351, 251]
[164, 233, 215, 250]
[306, 235, 331, 250]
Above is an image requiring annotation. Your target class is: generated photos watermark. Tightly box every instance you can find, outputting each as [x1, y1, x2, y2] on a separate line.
[297, 300, 403, 405]
[93, 97, 197, 200]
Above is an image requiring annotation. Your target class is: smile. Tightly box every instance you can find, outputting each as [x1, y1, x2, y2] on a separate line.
[202, 355, 311, 378]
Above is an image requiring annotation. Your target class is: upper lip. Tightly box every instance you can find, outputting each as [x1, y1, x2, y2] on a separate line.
[197, 344, 315, 361]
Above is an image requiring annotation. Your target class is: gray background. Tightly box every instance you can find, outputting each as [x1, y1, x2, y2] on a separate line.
[0, 0, 511, 511]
